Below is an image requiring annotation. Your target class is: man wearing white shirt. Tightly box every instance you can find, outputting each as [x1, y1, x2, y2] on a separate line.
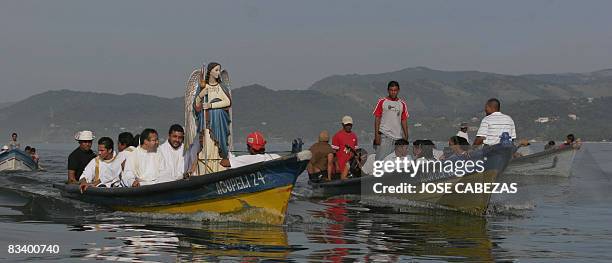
[382, 139, 412, 162]
[123, 128, 171, 186]
[79, 137, 123, 192]
[115, 132, 136, 172]
[230, 132, 280, 169]
[158, 124, 185, 182]
[474, 98, 516, 146]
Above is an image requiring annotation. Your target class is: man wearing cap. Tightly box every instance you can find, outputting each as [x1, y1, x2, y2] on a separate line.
[228, 131, 280, 169]
[332, 116, 359, 180]
[307, 131, 334, 182]
[456, 123, 470, 143]
[67, 131, 97, 184]
[373, 81, 409, 160]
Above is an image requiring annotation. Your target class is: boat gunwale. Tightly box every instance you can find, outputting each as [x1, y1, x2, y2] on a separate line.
[510, 145, 577, 164]
[53, 154, 305, 197]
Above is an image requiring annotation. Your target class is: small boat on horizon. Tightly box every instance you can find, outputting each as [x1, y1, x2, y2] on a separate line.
[54, 151, 311, 225]
[0, 149, 38, 172]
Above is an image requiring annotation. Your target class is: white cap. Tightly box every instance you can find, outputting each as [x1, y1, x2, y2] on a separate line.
[1, 145, 8, 151]
[75, 130, 95, 141]
[341, 116, 353, 125]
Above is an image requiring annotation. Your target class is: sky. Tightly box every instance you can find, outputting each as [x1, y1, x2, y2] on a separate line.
[1, 0, 612, 103]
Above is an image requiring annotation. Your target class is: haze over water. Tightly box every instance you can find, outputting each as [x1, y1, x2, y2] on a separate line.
[1, 143, 611, 262]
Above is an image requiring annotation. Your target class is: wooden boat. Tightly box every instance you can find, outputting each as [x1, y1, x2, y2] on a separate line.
[505, 145, 579, 177]
[54, 152, 311, 225]
[309, 144, 514, 215]
[0, 149, 38, 172]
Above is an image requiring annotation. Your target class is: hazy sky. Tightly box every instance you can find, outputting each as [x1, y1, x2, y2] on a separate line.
[2, 0, 612, 103]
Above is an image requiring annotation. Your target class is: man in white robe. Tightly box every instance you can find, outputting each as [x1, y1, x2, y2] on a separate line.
[158, 124, 185, 182]
[79, 137, 123, 192]
[122, 129, 171, 186]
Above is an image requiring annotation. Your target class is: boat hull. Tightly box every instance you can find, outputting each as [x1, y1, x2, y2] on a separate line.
[54, 154, 309, 225]
[505, 147, 577, 177]
[310, 144, 514, 215]
[0, 149, 38, 172]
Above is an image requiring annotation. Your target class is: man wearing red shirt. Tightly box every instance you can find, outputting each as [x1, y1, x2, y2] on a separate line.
[373, 81, 409, 160]
[332, 116, 358, 180]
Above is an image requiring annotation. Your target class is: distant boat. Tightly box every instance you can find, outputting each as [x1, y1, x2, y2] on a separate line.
[505, 145, 579, 177]
[54, 152, 310, 225]
[309, 144, 514, 216]
[0, 149, 38, 172]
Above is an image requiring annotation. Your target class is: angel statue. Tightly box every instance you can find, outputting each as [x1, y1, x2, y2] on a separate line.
[184, 62, 233, 176]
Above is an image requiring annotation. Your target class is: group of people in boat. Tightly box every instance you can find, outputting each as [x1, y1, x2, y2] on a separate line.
[68, 126, 280, 192]
[0, 132, 39, 164]
[65, 62, 286, 191]
[306, 80, 582, 182]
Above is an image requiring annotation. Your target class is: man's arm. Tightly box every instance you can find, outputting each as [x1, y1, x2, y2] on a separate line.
[79, 160, 95, 184]
[372, 99, 384, 146]
[474, 118, 488, 146]
[68, 170, 77, 184]
[67, 154, 78, 184]
[374, 117, 381, 145]
[327, 153, 334, 181]
[121, 158, 138, 187]
[401, 119, 409, 141]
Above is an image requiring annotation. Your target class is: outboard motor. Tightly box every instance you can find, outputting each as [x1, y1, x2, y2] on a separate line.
[292, 138, 304, 153]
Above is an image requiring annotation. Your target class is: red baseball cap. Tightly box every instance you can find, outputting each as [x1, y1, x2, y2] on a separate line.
[247, 131, 266, 151]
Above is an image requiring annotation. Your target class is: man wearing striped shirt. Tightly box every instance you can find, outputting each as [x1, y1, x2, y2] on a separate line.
[473, 98, 516, 146]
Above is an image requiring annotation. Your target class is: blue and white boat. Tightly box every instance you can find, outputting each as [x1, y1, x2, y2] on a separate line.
[0, 149, 38, 172]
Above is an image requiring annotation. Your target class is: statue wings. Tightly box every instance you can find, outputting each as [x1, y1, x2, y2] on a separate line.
[184, 68, 202, 154]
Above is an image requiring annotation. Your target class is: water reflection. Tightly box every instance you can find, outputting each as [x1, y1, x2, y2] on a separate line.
[304, 198, 494, 262]
[70, 222, 293, 262]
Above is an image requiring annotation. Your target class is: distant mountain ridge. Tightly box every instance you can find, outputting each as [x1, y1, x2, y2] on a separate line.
[1, 67, 612, 143]
[309, 67, 611, 116]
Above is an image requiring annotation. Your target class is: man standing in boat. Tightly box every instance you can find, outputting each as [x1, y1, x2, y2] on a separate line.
[8, 132, 20, 150]
[473, 98, 516, 146]
[373, 81, 409, 160]
[67, 131, 96, 184]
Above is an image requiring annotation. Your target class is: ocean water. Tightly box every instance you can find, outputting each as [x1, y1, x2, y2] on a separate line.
[1, 143, 611, 262]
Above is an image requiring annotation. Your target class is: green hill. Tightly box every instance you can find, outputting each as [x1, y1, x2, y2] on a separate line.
[1, 67, 611, 143]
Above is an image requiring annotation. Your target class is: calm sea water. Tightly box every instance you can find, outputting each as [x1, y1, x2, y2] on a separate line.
[1, 143, 611, 262]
